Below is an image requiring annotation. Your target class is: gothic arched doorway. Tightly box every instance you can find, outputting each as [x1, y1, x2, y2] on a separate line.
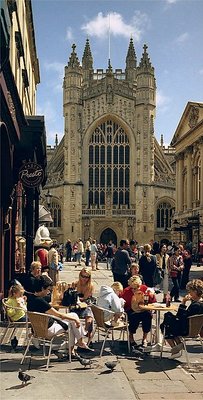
[100, 228, 117, 246]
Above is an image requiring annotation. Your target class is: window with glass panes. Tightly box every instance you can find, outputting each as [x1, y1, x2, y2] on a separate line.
[156, 202, 174, 230]
[88, 120, 130, 208]
[49, 201, 61, 228]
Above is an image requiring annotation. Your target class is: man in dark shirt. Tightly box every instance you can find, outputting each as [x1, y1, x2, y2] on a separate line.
[112, 239, 131, 288]
[27, 276, 91, 354]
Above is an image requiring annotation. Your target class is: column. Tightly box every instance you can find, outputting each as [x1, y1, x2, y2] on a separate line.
[200, 137, 203, 207]
[186, 146, 193, 210]
[176, 153, 184, 212]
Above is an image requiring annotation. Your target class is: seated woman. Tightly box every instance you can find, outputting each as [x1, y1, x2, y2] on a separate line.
[74, 268, 95, 345]
[97, 281, 125, 324]
[160, 279, 203, 358]
[27, 275, 91, 356]
[121, 276, 156, 347]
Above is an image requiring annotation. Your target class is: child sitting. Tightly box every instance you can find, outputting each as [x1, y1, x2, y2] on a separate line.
[6, 283, 27, 322]
[97, 281, 125, 324]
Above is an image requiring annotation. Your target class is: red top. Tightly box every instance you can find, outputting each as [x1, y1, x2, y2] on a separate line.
[36, 248, 48, 267]
[121, 285, 156, 311]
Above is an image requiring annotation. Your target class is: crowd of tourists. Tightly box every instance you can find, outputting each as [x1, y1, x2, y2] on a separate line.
[5, 232, 203, 361]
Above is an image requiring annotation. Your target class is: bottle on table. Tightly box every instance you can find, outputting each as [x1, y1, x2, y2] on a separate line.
[165, 293, 171, 307]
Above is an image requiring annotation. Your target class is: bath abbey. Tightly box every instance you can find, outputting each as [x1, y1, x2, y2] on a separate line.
[44, 39, 176, 245]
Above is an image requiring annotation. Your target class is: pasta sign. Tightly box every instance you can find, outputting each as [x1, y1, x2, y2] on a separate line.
[19, 162, 44, 188]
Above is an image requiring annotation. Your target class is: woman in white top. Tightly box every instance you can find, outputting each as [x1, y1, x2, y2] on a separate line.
[90, 240, 98, 271]
[156, 244, 169, 303]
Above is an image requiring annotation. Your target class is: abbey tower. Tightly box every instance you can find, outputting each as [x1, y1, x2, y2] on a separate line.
[45, 39, 175, 245]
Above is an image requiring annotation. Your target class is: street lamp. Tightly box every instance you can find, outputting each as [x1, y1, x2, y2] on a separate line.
[45, 189, 52, 208]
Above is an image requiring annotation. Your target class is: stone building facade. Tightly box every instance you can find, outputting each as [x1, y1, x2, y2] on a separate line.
[43, 39, 175, 245]
[171, 102, 203, 252]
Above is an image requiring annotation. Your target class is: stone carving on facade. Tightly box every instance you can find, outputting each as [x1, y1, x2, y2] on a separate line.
[7, 91, 16, 122]
[106, 84, 114, 104]
[188, 106, 199, 128]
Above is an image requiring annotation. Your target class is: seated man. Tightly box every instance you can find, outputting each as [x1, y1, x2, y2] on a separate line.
[160, 279, 203, 359]
[27, 275, 92, 356]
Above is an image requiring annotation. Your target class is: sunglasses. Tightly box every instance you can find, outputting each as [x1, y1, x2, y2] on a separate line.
[81, 274, 90, 279]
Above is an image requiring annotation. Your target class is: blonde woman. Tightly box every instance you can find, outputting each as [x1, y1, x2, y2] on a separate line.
[121, 276, 156, 347]
[74, 268, 94, 345]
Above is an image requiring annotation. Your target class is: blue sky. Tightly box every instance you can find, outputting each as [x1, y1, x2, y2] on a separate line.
[32, 0, 203, 146]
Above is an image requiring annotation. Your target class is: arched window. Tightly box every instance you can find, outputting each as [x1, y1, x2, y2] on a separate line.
[156, 202, 174, 230]
[49, 201, 62, 228]
[88, 120, 130, 207]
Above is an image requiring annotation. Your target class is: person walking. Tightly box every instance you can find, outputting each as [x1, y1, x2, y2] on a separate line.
[168, 246, 184, 302]
[139, 244, 157, 287]
[112, 239, 131, 288]
[90, 240, 98, 271]
[85, 237, 91, 266]
[65, 239, 72, 262]
[105, 240, 114, 270]
[156, 244, 169, 302]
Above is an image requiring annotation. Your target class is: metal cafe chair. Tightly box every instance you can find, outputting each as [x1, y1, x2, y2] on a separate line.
[1, 298, 30, 346]
[160, 314, 203, 368]
[21, 311, 71, 370]
[91, 304, 130, 357]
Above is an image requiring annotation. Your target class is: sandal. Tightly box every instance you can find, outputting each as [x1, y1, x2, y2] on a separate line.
[76, 343, 94, 352]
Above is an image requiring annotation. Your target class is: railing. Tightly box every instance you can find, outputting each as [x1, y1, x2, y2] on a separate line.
[82, 208, 136, 217]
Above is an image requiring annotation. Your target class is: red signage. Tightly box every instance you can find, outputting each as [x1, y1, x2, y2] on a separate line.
[19, 162, 44, 188]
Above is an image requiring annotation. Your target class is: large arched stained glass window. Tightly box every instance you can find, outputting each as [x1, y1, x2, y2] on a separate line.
[88, 120, 130, 207]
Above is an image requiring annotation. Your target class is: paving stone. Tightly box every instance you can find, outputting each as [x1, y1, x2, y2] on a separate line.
[138, 393, 203, 400]
[132, 379, 189, 394]
[183, 380, 203, 393]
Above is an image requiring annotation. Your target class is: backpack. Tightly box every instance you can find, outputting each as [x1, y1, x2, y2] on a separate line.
[62, 288, 78, 307]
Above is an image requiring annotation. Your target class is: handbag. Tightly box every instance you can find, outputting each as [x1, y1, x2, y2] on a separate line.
[62, 288, 78, 307]
[153, 267, 163, 285]
[170, 270, 178, 278]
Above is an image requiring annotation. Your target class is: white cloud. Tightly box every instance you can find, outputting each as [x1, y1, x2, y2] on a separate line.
[81, 11, 149, 41]
[37, 101, 57, 124]
[166, 0, 178, 3]
[43, 61, 64, 92]
[157, 90, 171, 113]
[175, 32, 189, 44]
[66, 27, 73, 42]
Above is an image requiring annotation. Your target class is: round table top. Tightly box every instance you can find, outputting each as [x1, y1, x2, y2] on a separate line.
[139, 303, 178, 312]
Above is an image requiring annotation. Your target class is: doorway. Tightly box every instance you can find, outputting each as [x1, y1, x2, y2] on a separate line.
[100, 228, 117, 246]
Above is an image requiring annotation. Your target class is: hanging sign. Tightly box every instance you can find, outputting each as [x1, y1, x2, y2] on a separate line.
[19, 162, 44, 188]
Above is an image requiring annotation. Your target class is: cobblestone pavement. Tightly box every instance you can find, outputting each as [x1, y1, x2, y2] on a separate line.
[0, 263, 203, 400]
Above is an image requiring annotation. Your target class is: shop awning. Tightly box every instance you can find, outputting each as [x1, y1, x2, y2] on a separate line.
[39, 205, 53, 222]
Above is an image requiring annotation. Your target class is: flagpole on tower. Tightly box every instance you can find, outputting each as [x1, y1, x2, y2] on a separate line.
[108, 13, 111, 62]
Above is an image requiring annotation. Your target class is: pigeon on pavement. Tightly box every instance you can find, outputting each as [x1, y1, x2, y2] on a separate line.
[11, 336, 18, 351]
[77, 357, 95, 368]
[18, 369, 35, 386]
[105, 360, 118, 372]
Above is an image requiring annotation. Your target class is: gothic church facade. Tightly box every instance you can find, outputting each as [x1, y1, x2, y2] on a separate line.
[44, 39, 175, 245]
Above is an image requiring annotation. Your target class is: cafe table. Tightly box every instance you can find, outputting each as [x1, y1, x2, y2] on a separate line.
[50, 301, 87, 313]
[139, 303, 178, 352]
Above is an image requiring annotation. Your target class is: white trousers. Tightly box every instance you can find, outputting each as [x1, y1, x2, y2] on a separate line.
[47, 312, 86, 347]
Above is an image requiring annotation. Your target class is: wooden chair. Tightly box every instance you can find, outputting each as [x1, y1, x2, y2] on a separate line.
[91, 304, 130, 357]
[0, 298, 30, 346]
[160, 314, 203, 368]
[21, 312, 71, 370]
